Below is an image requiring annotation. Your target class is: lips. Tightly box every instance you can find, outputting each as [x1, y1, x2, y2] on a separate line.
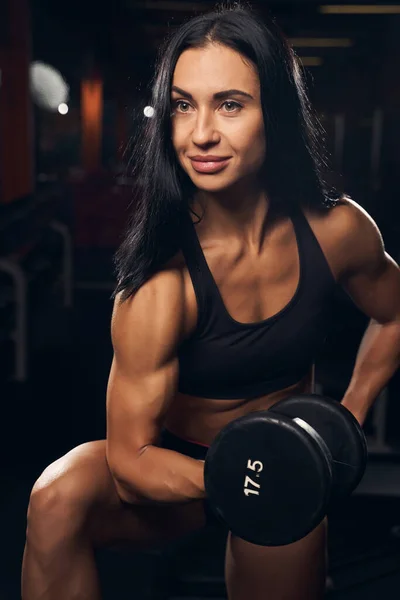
[189, 156, 231, 174]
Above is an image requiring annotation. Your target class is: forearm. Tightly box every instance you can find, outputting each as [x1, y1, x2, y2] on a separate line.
[110, 445, 206, 506]
[341, 318, 400, 424]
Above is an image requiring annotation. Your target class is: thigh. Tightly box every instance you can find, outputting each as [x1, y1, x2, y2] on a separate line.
[225, 517, 328, 600]
[33, 440, 207, 551]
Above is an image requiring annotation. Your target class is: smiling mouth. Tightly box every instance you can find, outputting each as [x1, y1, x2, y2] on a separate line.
[189, 157, 231, 174]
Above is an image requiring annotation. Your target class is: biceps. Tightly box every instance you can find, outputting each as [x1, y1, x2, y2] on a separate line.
[342, 255, 400, 323]
[106, 358, 179, 465]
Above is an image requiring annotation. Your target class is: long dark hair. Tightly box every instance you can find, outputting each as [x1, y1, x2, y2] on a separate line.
[113, 2, 342, 300]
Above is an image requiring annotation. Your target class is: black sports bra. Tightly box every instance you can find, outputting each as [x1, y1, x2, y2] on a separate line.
[177, 206, 337, 399]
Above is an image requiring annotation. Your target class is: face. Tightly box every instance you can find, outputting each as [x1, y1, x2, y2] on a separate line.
[170, 43, 266, 193]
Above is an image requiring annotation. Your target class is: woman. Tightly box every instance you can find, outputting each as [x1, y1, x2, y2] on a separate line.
[22, 4, 400, 600]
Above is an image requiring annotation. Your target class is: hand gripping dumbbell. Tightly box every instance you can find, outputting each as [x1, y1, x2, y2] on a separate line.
[204, 394, 367, 546]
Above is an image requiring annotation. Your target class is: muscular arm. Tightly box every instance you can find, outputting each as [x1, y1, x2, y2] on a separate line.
[106, 270, 206, 505]
[336, 199, 400, 423]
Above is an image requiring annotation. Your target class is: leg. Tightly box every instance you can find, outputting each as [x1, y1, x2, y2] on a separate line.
[225, 517, 328, 600]
[22, 440, 206, 600]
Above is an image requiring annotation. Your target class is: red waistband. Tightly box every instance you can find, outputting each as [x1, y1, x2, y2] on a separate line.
[180, 434, 210, 449]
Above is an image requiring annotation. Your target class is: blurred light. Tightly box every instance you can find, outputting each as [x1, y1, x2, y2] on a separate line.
[58, 103, 69, 115]
[30, 61, 69, 111]
[289, 37, 353, 48]
[320, 5, 400, 14]
[144, 106, 155, 118]
[299, 57, 324, 67]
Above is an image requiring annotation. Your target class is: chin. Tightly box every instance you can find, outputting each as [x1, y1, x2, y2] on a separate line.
[190, 174, 239, 193]
[195, 182, 233, 193]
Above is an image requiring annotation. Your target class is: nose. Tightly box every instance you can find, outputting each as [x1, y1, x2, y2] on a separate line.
[191, 109, 220, 146]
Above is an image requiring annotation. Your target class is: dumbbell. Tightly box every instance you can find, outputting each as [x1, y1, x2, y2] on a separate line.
[204, 394, 367, 546]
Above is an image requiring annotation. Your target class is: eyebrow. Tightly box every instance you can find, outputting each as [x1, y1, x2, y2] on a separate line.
[171, 85, 254, 101]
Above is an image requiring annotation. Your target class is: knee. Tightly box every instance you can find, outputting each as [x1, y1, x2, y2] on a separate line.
[27, 459, 89, 539]
[29, 476, 75, 522]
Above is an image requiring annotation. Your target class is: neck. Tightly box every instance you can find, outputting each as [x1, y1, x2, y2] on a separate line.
[190, 180, 276, 251]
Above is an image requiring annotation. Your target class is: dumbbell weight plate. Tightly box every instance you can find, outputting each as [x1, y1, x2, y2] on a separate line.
[269, 395, 368, 501]
[204, 411, 332, 546]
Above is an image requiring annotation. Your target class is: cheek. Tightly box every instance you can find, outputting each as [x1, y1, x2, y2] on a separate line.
[234, 119, 266, 164]
[171, 121, 189, 157]
[171, 114, 265, 160]
[171, 128, 185, 169]
[228, 111, 264, 145]
[171, 122, 179, 151]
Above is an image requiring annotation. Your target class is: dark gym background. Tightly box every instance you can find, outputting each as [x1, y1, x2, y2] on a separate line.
[1, 0, 400, 598]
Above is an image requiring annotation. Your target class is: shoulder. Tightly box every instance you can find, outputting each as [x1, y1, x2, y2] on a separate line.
[113, 265, 186, 341]
[305, 194, 376, 230]
[113, 250, 196, 346]
[305, 195, 385, 278]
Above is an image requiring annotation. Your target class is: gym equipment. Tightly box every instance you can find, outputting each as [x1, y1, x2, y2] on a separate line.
[204, 394, 367, 546]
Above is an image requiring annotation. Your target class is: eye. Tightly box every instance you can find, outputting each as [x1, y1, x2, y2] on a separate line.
[171, 99, 243, 115]
[222, 100, 242, 113]
[174, 100, 192, 113]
